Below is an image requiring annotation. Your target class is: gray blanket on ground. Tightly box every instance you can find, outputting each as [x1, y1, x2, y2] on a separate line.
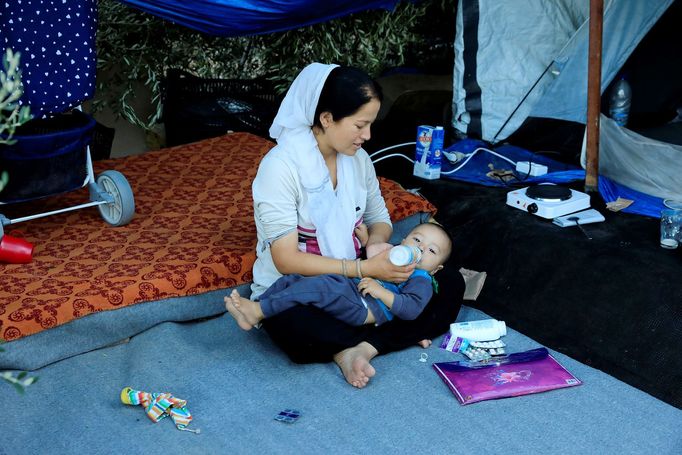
[3, 306, 680, 454]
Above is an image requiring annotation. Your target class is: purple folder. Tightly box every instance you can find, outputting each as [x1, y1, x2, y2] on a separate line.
[433, 348, 582, 405]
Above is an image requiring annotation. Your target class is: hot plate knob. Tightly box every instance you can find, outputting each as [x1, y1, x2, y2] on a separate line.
[527, 203, 538, 214]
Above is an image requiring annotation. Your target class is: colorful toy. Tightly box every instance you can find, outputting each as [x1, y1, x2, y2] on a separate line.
[120, 387, 199, 434]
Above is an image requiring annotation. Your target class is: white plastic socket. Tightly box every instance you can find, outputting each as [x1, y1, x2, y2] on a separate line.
[442, 150, 470, 164]
[515, 161, 548, 177]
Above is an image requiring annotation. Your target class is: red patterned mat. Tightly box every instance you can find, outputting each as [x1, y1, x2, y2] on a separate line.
[0, 133, 436, 341]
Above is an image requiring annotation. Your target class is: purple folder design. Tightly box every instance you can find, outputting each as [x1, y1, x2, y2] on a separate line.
[433, 348, 582, 405]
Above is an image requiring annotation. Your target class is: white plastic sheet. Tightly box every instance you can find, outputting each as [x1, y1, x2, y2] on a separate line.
[581, 115, 682, 201]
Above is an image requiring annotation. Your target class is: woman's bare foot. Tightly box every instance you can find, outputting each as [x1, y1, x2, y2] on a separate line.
[224, 289, 264, 331]
[333, 342, 378, 389]
[418, 339, 432, 348]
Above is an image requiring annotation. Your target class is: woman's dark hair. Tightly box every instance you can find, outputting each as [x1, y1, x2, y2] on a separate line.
[313, 66, 383, 128]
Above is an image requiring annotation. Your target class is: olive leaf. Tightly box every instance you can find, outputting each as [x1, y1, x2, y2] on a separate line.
[93, 0, 455, 133]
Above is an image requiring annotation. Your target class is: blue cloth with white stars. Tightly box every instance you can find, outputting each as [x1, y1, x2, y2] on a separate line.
[1, 0, 97, 118]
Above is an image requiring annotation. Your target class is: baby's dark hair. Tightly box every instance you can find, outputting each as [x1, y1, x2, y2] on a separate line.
[416, 222, 453, 263]
[313, 66, 383, 128]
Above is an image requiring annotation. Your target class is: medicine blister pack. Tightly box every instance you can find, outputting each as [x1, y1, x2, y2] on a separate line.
[461, 346, 491, 361]
[461, 342, 507, 361]
[440, 333, 508, 358]
[470, 340, 506, 349]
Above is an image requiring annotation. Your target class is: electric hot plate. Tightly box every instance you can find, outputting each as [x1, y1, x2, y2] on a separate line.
[506, 184, 591, 219]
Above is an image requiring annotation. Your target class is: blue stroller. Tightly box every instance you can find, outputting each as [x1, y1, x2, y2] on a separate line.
[1, 1, 134, 240]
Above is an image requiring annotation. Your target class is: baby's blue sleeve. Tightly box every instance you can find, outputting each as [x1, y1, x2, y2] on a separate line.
[390, 276, 433, 320]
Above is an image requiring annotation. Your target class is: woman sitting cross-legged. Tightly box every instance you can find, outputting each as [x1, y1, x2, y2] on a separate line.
[225, 62, 464, 388]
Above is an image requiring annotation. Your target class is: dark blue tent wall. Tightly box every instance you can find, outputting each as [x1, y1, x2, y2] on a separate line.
[118, 0, 402, 36]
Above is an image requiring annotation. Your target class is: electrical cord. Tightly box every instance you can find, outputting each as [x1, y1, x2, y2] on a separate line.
[370, 139, 563, 190]
[369, 143, 521, 179]
[372, 153, 415, 165]
[509, 150, 541, 183]
[368, 142, 416, 160]
[440, 147, 517, 175]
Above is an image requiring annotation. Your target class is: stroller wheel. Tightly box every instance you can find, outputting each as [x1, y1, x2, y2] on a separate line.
[96, 170, 135, 226]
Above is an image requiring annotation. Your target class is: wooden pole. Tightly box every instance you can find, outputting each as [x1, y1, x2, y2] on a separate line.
[585, 0, 604, 192]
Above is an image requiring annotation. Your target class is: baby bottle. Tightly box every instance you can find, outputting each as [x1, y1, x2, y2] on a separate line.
[389, 245, 422, 266]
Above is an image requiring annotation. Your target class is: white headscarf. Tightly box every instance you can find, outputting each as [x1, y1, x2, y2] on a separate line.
[269, 62, 358, 259]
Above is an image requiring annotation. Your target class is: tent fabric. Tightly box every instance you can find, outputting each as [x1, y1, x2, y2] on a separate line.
[452, 0, 674, 143]
[530, 0, 673, 125]
[580, 114, 682, 203]
[117, 0, 402, 37]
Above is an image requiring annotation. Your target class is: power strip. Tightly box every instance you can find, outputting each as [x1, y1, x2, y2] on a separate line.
[515, 161, 548, 177]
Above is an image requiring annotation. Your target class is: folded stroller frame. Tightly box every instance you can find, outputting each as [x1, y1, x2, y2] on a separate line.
[0, 110, 135, 239]
[2, 0, 134, 240]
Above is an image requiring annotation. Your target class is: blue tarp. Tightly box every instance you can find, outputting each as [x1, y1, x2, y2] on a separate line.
[1, 0, 402, 116]
[118, 0, 402, 36]
[441, 139, 667, 218]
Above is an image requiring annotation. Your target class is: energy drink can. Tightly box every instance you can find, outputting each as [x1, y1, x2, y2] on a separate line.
[413, 125, 443, 180]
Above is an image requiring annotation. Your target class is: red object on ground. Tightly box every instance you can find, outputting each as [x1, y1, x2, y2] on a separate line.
[0, 234, 34, 263]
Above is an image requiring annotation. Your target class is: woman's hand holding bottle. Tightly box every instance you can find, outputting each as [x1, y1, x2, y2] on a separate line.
[362, 249, 415, 283]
